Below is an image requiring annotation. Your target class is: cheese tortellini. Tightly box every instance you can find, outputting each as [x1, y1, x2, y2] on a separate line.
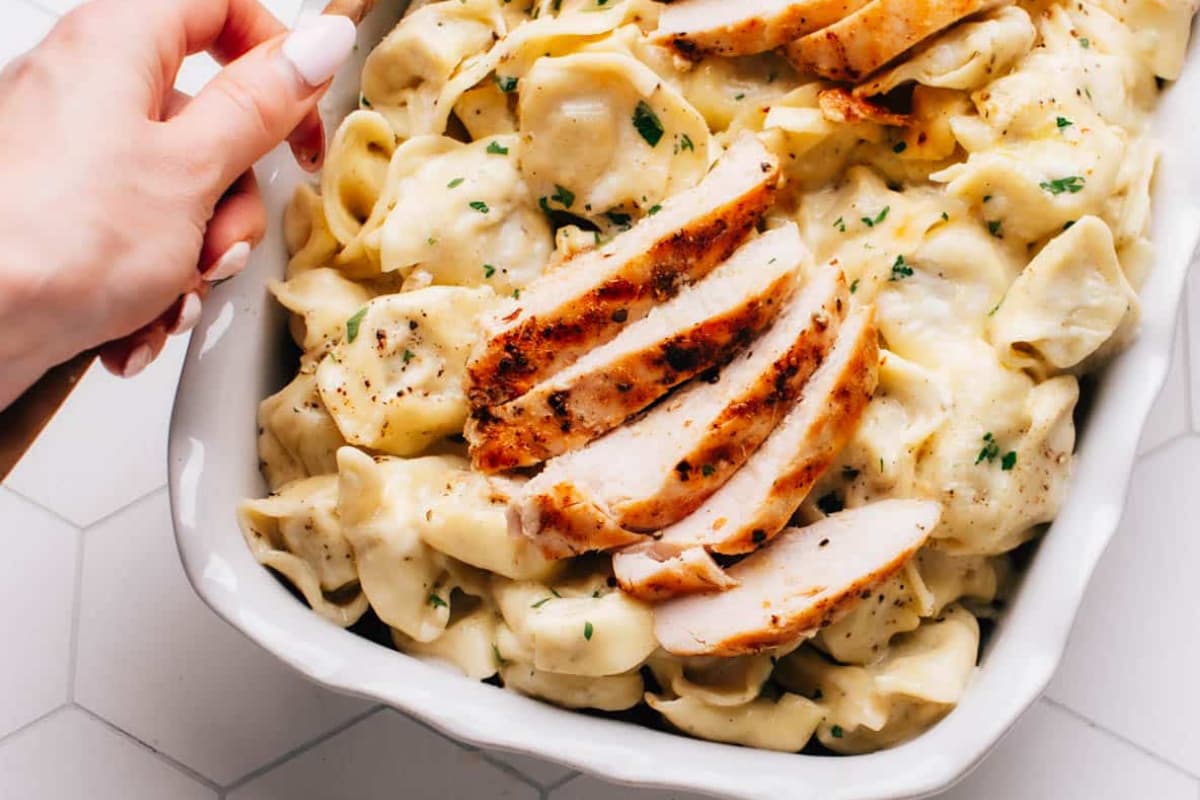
[245, 0, 1192, 756]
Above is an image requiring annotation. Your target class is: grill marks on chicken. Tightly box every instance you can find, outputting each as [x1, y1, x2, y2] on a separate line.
[653, 500, 941, 657]
[466, 228, 804, 473]
[614, 306, 879, 601]
[512, 265, 848, 557]
[652, 0, 872, 58]
[464, 135, 780, 409]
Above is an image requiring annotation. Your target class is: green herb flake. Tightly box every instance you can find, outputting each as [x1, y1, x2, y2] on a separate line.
[734, 92, 745, 100]
[701, 464, 716, 477]
[831, 725, 845, 739]
[551, 183, 575, 208]
[850, 278, 860, 294]
[447, 177, 465, 188]
[1057, 116, 1074, 129]
[402, 349, 415, 364]
[492, 644, 508, 667]
[494, 74, 518, 93]
[583, 621, 594, 640]
[987, 219, 1003, 238]
[892, 140, 907, 154]
[345, 307, 368, 343]
[512, 288, 521, 299]
[1040, 176, 1086, 195]
[483, 263, 497, 278]
[1079, 36, 1090, 49]
[551, 588, 562, 598]
[889, 254, 914, 281]
[975, 432, 1000, 465]
[647, 203, 662, 216]
[1001, 451, 1018, 471]
[632, 101, 665, 147]
[486, 140, 509, 155]
[862, 206, 890, 227]
[941, 211, 950, 221]
[833, 216, 846, 232]
[531, 597, 553, 609]
[428, 592, 448, 609]
[426, 236, 437, 246]
[605, 210, 632, 229]
[678, 132, 694, 152]
[469, 200, 490, 213]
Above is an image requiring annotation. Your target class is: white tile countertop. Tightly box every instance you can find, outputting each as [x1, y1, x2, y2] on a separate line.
[3, 0, 1200, 797]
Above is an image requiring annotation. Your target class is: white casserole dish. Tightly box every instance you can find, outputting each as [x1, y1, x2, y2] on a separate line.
[168, 4, 1200, 797]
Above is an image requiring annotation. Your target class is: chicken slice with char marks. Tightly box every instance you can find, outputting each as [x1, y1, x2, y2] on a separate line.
[467, 226, 805, 472]
[654, 499, 941, 657]
[465, 134, 781, 409]
[615, 305, 878, 600]
[652, 0, 872, 58]
[784, 0, 1008, 83]
[511, 264, 848, 558]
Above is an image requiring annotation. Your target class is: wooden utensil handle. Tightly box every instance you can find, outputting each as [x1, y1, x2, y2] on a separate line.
[322, 0, 376, 24]
[0, 349, 95, 482]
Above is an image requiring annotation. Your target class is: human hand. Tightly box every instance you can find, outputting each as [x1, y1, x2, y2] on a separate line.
[0, 0, 357, 408]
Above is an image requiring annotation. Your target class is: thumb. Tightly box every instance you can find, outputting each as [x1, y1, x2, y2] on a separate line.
[169, 14, 356, 194]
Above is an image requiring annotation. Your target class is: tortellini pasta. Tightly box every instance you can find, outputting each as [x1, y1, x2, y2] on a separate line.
[316, 286, 495, 456]
[518, 52, 712, 218]
[245, 0, 1190, 756]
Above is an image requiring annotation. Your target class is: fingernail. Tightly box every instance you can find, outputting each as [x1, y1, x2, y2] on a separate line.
[281, 15, 356, 88]
[204, 241, 251, 281]
[121, 344, 154, 379]
[289, 123, 325, 173]
[169, 292, 203, 336]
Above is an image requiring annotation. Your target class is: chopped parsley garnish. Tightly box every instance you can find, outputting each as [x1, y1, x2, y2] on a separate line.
[850, 278, 860, 294]
[447, 177, 465, 188]
[345, 307, 368, 343]
[483, 264, 496, 278]
[677, 132, 694, 152]
[701, 464, 716, 477]
[987, 219, 1003, 238]
[941, 211, 950, 222]
[889, 254, 913, 281]
[583, 621, 594, 640]
[428, 592, 448, 609]
[632, 101, 665, 147]
[486, 140, 509, 155]
[893, 141, 907, 154]
[468, 200, 490, 213]
[647, 203, 662, 215]
[833, 216, 846, 232]
[1057, 116, 1073, 129]
[494, 74, 518, 93]
[492, 644, 508, 667]
[975, 432, 1000, 465]
[1040, 176, 1086, 195]
[1001, 451, 1018, 471]
[531, 597, 553, 609]
[734, 92, 745, 100]
[401, 349, 415, 364]
[550, 183, 575, 208]
[831, 725, 845, 739]
[1079, 37, 1090, 49]
[816, 491, 844, 515]
[862, 206, 890, 227]
[605, 210, 632, 229]
[512, 288, 521, 299]
[427, 236, 437, 246]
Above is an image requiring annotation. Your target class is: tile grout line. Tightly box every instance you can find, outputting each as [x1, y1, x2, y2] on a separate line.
[544, 771, 582, 794]
[1, 484, 85, 531]
[20, 0, 61, 21]
[73, 703, 224, 794]
[0, 704, 70, 749]
[1135, 428, 1197, 462]
[64, 521, 86, 702]
[221, 704, 386, 793]
[79, 483, 170, 533]
[476, 750, 556, 796]
[1042, 696, 1200, 782]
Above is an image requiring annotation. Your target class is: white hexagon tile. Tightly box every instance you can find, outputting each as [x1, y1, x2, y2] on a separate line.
[2, 0, 1200, 797]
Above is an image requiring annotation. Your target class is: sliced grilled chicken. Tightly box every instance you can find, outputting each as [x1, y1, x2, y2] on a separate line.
[784, 0, 1007, 82]
[614, 306, 878, 600]
[652, 0, 871, 58]
[654, 500, 941, 656]
[467, 227, 804, 472]
[612, 541, 736, 602]
[512, 265, 848, 558]
[465, 134, 780, 409]
[659, 304, 878, 555]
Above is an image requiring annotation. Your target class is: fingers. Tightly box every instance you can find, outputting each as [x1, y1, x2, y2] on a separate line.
[99, 286, 208, 378]
[199, 170, 267, 278]
[168, 15, 355, 194]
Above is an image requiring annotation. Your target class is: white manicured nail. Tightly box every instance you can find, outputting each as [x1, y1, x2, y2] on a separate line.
[121, 344, 154, 378]
[169, 292, 203, 336]
[281, 15, 356, 88]
[204, 241, 251, 281]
